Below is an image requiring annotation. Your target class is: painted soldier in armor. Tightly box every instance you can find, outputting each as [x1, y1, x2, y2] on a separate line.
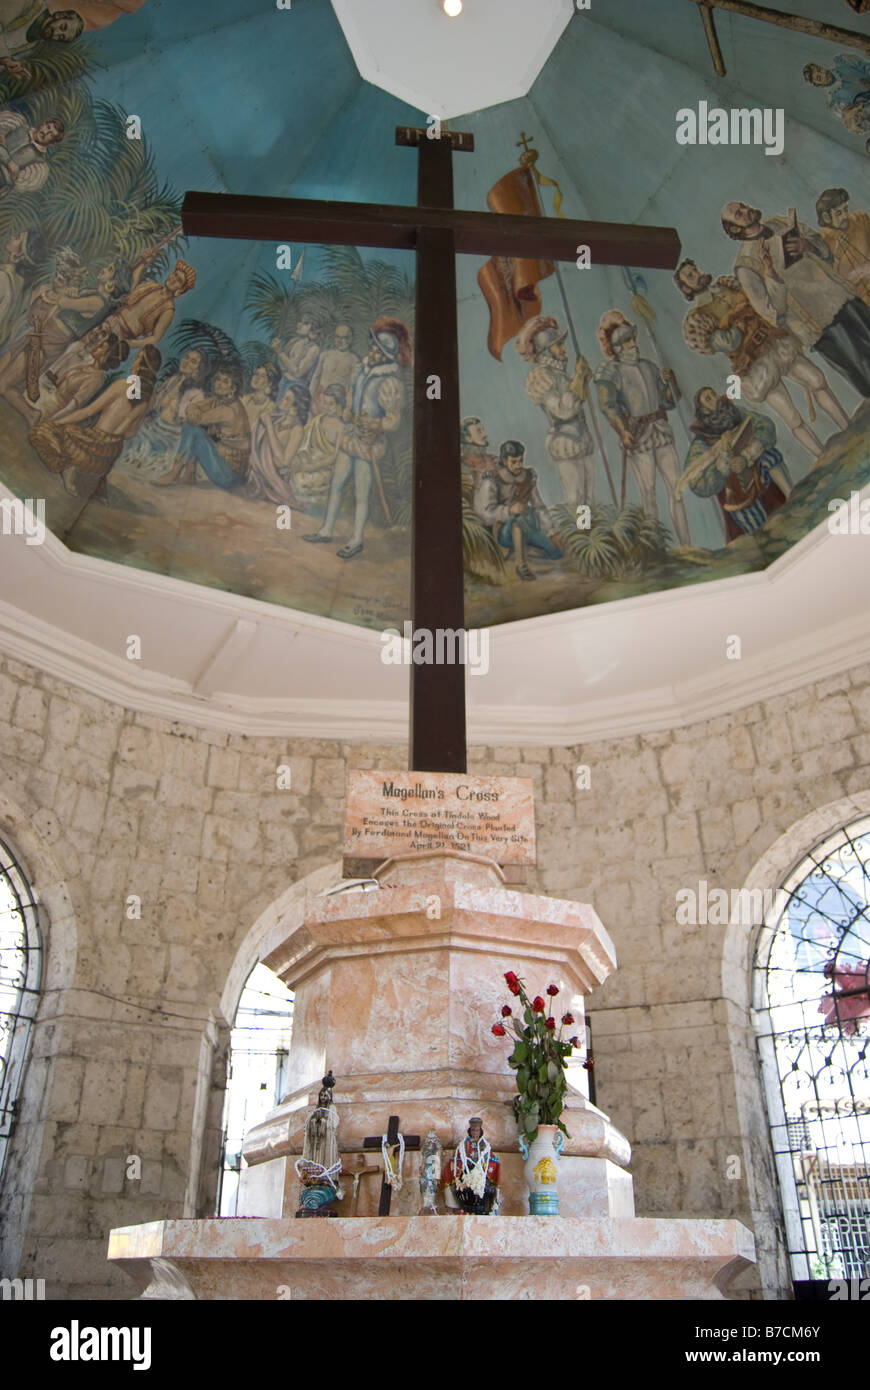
[516, 314, 595, 506]
[593, 311, 690, 545]
[302, 315, 410, 560]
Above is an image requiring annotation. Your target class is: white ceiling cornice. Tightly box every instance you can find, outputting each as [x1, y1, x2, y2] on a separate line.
[1, 484, 869, 746]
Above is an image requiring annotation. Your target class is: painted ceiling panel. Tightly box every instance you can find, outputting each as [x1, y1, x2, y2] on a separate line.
[0, 0, 868, 641]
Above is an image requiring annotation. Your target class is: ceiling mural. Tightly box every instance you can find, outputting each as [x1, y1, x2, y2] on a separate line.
[0, 0, 867, 633]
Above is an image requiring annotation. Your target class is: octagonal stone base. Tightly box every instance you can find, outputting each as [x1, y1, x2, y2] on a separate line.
[108, 1216, 755, 1301]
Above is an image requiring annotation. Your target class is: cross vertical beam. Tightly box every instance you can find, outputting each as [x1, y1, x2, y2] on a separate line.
[363, 1113, 421, 1216]
[408, 135, 466, 773]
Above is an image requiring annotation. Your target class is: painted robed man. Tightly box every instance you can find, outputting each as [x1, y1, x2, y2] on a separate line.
[593, 311, 690, 545]
[722, 200, 870, 398]
[302, 316, 410, 560]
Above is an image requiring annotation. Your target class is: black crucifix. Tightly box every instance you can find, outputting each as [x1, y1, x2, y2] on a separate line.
[181, 127, 680, 774]
[362, 1114, 420, 1216]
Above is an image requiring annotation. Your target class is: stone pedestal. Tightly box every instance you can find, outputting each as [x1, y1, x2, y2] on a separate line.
[237, 849, 631, 1221]
[109, 849, 756, 1298]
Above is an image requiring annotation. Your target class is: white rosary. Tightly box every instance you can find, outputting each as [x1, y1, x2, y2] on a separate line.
[454, 1137, 491, 1199]
[294, 1157, 342, 1190]
[381, 1132, 406, 1191]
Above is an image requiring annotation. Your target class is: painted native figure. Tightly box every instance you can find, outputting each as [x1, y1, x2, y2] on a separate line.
[174, 361, 251, 493]
[722, 200, 870, 398]
[674, 257, 848, 457]
[593, 311, 690, 545]
[302, 315, 410, 559]
[308, 322, 358, 414]
[245, 379, 308, 507]
[0, 247, 98, 419]
[29, 343, 159, 499]
[130, 346, 208, 479]
[678, 389, 791, 541]
[516, 314, 595, 507]
[0, 227, 43, 352]
[442, 1117, 500, 1215]
[273, 316, 320, 402]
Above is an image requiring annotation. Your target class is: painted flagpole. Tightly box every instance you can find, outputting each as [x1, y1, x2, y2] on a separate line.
[517, 134, 619, 508]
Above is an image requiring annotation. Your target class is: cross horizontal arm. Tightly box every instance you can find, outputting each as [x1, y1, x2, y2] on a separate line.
[363, 1135, 421, 1148]
[182, 191, 681, 270]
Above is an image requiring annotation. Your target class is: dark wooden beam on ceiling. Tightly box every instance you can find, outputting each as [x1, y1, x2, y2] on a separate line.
[687, 0, 870, 65]
[698, 2, 727, 75]
[181, 191, 682, 271]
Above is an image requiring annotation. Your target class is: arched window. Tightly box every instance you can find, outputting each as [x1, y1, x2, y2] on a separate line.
[0, 835, 41, 1188]
[754, 817, 870, 1288]
[217, 962, 294, 1216]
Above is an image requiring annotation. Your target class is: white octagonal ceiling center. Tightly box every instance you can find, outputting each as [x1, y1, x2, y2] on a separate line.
[331, 0, 575, 119]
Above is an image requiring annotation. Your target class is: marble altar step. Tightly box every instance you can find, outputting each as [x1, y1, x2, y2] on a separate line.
[108, 1214, 755, 1301]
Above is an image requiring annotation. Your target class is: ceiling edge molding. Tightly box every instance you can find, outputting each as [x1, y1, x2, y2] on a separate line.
[0, 585, 866, 748]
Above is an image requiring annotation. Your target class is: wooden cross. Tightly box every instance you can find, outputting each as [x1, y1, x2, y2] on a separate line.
[181, 128, 680, 774]
[362, 1113, 421, 1216]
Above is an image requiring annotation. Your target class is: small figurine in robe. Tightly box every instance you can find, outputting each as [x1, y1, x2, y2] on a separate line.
[295, 1070, 344, 1216]
[442, 1117, 501, 1215]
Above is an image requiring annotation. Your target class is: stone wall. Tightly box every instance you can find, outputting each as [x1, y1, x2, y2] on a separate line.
[1, 650, 868, 1298]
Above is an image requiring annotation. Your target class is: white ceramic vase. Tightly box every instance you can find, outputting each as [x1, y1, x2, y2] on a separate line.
[518, 1123, 565, 1214]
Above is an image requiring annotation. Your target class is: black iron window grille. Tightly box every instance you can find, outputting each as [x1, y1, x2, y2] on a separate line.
[0, 836, 42, 1188]
[753, 816, 870, 1285]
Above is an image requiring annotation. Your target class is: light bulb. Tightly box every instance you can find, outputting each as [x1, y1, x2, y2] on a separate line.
[443, 0, 463, 15]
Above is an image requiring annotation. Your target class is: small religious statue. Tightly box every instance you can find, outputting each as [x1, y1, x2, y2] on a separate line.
[419, 1128, 443, 1214]
[294, 1070, 344, 1217]
[442, 1117, 501, 1215]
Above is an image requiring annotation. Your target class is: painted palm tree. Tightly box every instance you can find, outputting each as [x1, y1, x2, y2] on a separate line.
[0, 88, 182, 274]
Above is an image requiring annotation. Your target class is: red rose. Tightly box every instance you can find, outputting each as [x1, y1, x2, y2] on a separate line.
[569, 1035, 580, 1048]
[504, 971, 518, 986]
[491, 1023, 506, 1036]
[501, 1005, 512, 1017]
[545, 1017, 556, 1031]
[583, 1058, 594, 1070]
[531, 996, 545, 1013]
[506, 981, 521, 996]
[562, 1012, 575, 1026]
[546, 984, 559, 996]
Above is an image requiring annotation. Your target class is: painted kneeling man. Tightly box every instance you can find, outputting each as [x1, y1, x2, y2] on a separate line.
[442, 1117, 501, 1215]
[474, 439, 562, 582]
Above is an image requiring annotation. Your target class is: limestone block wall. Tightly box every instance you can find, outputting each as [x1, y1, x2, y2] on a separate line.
[1, 649, 868, 1299]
